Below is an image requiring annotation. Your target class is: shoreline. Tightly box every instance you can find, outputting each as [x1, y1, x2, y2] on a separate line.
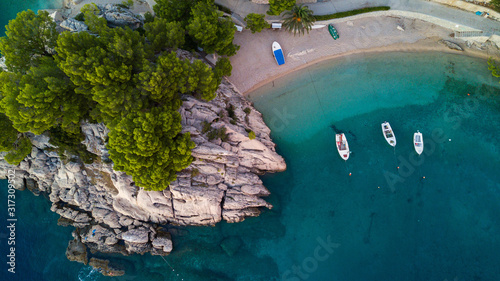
[242, 37, 498, 95]
[227, 13, 500, 96]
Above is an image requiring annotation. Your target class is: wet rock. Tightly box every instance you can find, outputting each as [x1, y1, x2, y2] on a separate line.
[151, 230, 173, 254]
[89, 258, 125, 277]
[223, 208, 261, 223]
[66, 238, 88, 264]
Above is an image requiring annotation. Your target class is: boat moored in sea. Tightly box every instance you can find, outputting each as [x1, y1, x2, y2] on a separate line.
[272, 41, 285, 66]
[381, 121, 396, 147]
[336, 133, 350, 160]
[414, 131, 424, 155]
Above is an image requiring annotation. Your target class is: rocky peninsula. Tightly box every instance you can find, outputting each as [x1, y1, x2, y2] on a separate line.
[0, 74, 285, 266]
[1, 1, 286, 263]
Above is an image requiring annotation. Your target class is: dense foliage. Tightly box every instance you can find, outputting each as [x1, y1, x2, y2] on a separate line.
[0, 10, 58, 74]
[244, 13, 270, 33]
[267, 0, 296, 16]
[48, 127, 96, 164]
[283, 4, 316, 36]
[0, 113, 31, 165]
[153, 0, 239, 56]
[0, 3, 236, 190]
[313, 6, 390, 21]
[490, 0, 500, 12]
[3, 136, 32, 165]
[145, 18, 185, 52]
[108, 106, 195, 190]
[1, 58, 86, 135]
[488, 58, 500, 82]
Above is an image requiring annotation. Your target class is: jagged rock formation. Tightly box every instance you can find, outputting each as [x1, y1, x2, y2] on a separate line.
[59, 3, 143, 32]
[0, 76, 286, 261]
[101, 4, 143, 29]
[60, 18, 89, 32]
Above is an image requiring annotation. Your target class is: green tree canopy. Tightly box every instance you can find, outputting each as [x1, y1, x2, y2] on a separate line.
[244, 13, 270, 33]
[0, 3, 234, 188]
[214, 57, 232, 85]
[0, 58, 87, 135]
[0, 112, 32, 166]
[187, 1, 239, 56]
[138, 52, 219, 102]
[490, 0, 500, 11]
[0, 10, 58, 74]
[267, 0, 296, 16]
[145, 18, 185, 52]
[56, 12, 151, 122]
[4, 136, 32, 165]
[0, 113, 19, 152]
[282, 4, 316, 36]
[488, 57, 500, 81]
[108, 106, 195, 191]
[153, 0, 199, 26]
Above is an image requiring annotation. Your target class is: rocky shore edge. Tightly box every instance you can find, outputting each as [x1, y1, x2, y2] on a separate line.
[0, 4, 286, 272]
[0, 74, 286, 272]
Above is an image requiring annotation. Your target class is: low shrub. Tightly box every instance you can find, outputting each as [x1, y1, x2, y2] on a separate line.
[215, 3, 232, 14]
[74, 13, 85, 22]
[314, 6, 390, 21]
[248, 131, 256, 140]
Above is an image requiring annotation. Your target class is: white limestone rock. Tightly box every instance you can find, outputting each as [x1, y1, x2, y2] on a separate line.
[60, 18, 88, 32]
[121, 227, 150, 244]
[100, 4, 142, 29]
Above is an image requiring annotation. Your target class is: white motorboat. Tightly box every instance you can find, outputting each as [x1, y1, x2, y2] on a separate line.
[381, 121, 396, 147]
[336, 133, 350, 160]
[414, 131, 424, 155]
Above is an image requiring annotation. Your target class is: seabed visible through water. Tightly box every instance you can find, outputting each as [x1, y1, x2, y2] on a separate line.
[1, 32, 499, 281]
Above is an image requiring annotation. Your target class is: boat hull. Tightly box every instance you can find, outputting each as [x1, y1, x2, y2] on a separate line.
[272, 41, 285, 66]
[414, 131, 424, 155]
[381, 122, 396, 147]
[336, 133, 350, 160]
[328, 24, 339, 40]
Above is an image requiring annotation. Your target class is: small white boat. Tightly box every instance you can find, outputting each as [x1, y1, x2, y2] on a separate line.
[336, 133, 350, 160]
[381, 121, 396, 147]
[272, 41, 285, 66]
[414, 131, 424, 155]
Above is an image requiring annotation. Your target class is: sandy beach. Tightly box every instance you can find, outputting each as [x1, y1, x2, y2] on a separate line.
[228, 12, 500, 95]
[60, 1, 500, 96]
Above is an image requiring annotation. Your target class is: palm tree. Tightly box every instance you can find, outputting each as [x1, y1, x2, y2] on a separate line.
[282, 4, 316, 36]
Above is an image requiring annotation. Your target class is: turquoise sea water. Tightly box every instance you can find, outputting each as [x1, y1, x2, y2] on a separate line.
[1, 52, 500, 281]
[0, 0, 62, 36]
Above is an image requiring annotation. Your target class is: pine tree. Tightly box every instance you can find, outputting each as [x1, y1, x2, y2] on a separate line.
[187, 1, 239, 56]
[145, 18, 185, 52]
[107, 106, 195, 191]
[0, 10, 58, 74]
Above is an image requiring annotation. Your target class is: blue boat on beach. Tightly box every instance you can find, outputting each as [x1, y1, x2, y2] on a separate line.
[272, 41, 285, 66]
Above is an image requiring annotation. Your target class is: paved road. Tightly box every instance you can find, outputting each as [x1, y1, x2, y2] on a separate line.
[215, 0, 500, 35]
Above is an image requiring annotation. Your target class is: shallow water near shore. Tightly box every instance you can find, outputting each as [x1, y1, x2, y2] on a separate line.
[2, 52, 500, 281]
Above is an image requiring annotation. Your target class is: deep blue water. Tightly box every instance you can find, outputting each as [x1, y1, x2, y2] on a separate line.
[1, 47, 500, 280]
[0, 0, 62, 36]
